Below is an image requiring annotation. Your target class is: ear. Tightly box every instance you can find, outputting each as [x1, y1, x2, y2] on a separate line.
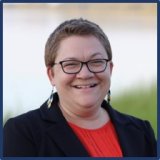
[47, 67, 55, 86]
[109, 61, 113, 76]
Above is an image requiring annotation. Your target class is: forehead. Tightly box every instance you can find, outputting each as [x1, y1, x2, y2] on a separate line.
[56, 35, 107, 61]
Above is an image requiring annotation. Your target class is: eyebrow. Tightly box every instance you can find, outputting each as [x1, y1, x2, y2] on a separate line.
[90, 52, 103, 58]
[63, 52, 104, 61]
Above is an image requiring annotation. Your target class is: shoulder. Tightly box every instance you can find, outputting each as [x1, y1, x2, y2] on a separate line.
[4, 108, 40, 137]
[4, 101, 48, 135]
[106, 103, 156, 147]
[111, 105, 154, 132]
[3, 101, 49, 156]
[114, 109, 157, 155]
[102, 101, 156, 139]
[113, 107, 153, 131]
[103, 102, 157, 155]
[119, 110, 156, 142]
[3, 95, 63, 135]
[103, 101, 153, 130]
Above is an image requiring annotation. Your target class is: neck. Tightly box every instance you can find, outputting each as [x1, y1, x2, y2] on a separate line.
[59, 102, 110, 129]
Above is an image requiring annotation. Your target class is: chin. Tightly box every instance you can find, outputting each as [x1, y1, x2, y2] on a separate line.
[76, 97, 100, 108]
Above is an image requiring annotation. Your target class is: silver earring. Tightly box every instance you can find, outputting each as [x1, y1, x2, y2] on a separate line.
[107, 90, 111, 104]
[47, 89, 54, 108]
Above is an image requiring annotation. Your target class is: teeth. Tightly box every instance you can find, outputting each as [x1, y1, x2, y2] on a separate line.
[90, 84, 95, 87]
[77, 85, 90, 89]
[74, 84, 96, 89]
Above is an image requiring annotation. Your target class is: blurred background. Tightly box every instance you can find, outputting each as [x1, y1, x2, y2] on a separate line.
[3, 3, 157, 137]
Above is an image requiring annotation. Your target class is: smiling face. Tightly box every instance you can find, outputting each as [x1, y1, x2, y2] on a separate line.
[47, 35, 113, 112]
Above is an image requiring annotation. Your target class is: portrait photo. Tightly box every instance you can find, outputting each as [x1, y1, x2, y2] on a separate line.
[3, 3, 157, 157]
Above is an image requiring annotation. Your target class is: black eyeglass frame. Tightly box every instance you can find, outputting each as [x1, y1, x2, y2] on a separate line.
[52, 58, 110, 74]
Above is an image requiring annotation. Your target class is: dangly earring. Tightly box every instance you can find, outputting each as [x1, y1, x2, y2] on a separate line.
[107, 90, 111, 104]
[47, 88, 54, 108]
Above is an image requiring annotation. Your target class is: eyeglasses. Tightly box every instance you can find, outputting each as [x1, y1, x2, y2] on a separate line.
[52, 59, 110, 74]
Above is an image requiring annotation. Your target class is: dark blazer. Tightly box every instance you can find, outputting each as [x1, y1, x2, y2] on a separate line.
[3, 93, 157, 157]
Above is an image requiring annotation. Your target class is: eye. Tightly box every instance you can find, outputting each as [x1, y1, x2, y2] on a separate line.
[90, 59, 105, 66]
[62, 61, 80, 68]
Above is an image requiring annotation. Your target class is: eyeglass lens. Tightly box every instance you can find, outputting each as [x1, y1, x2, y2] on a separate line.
[61, 59, 108, 74]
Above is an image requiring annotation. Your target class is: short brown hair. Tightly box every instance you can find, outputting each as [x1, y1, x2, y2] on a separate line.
[45, 18, 112, 67]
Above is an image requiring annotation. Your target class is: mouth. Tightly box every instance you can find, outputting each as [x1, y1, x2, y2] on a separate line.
[73, 83, 98, 89]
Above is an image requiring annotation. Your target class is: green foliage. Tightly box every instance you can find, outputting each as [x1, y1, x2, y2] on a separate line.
[111, 83, 157, 138]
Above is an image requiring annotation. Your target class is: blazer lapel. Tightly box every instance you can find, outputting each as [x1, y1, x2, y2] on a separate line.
[40, 95, 89, 157]
[113, 124, 146, 156]
[103, 101, 147, 156]
[46, 122, 89, 156]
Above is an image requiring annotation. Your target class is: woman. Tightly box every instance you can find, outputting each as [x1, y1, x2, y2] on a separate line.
[3, 18, 156, 157]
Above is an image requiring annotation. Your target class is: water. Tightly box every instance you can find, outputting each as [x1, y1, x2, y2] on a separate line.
[3, 4, 157, 118]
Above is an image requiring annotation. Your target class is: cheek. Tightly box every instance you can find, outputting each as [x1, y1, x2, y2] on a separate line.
[54, 72, 75, 88]
[97, 72, 111, 89]
[98, 70, 111, 81]
[103, 75, 111, 86]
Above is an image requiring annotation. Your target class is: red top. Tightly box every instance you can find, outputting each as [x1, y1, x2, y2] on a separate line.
[69, 120, 123, 157]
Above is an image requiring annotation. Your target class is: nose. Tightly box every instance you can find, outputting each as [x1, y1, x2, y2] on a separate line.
[76, 64, 94, 78]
